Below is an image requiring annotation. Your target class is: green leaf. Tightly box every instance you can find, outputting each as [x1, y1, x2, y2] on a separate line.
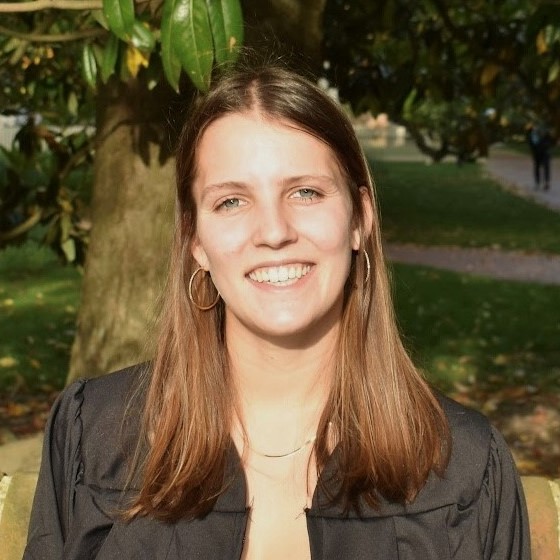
[82, 44, 98, 89]
[60, 214, 71, 242]
[118, 44, 131, 82]
[205, 0, 243, 64]
[67, 91, 78, 116]
[92, 44, 104, 66]
[101, 33, 120, 83]
[2, 37, 22, 54]
[161, 0, 183, 91]
[402, 88, 417, 119]
[131, 21, 156, 52]
[61, 238, 76, 263]
[102, 0, 135, 41]
[91, 9, 109, 30]
[171, 0, 214, 91]
[548, 61, 560, 84]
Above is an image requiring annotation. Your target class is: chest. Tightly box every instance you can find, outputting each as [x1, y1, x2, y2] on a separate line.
[240, 456, 316, 560]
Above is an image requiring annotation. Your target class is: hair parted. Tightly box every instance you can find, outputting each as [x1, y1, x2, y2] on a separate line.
[126, 57, 451, 521]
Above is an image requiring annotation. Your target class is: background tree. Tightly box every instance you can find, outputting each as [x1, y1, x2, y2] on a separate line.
[323, 0, 560, 161]
[0, 0, 326, 382]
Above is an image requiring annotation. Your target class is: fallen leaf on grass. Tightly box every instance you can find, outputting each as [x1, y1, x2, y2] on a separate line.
[0, 356, 18, 367]
[492, 354, 510, 365]
[6, 402, 31, 417]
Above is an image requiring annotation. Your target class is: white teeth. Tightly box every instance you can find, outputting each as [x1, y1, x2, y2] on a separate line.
[248, 264, 311, 284]
[278, 268, 289, 282]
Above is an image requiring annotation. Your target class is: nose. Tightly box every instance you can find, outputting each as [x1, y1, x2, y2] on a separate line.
[252, 200, 298, 248]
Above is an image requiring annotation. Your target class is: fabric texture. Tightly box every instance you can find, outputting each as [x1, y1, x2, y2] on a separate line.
[23, 365, 531, 559]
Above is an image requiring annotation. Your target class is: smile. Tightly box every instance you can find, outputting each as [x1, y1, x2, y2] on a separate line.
[248, 264, 312, 284]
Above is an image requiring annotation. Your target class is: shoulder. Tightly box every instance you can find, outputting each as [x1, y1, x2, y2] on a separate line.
[393, 394, 500, 513]
[78, 363, 148, 460]
[79, 362, 148, 422]
[53, 363, 147, 433]
[49, 363, 149, 488]
[436, 394, 493, 498]
[439, 393, 492, 462]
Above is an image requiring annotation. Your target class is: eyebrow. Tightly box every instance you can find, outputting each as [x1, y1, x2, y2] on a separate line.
[282, 175, 339, 188]
[199, 181, 248, 203]
[202, 175, 338, 195]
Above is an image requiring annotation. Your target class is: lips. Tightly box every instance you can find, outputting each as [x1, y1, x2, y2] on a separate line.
[248, 264, 312, 284]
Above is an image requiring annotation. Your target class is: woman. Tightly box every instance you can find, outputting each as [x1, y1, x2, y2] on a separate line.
[24, 63, 530, 559]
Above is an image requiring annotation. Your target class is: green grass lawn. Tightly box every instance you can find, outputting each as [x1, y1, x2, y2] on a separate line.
[371, 160, 560, 253]
[0, 243, 81, 393]
[392, 263, 560, 394]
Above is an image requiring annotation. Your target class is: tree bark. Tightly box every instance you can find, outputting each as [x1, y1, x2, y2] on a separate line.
[67, 0, 326, 382]
[68, 78, 179, 381]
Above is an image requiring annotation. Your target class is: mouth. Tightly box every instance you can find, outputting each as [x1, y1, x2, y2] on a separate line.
[247, 263, 313, 285]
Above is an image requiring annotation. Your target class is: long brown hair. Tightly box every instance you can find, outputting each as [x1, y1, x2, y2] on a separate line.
[127, 61, 450, 520]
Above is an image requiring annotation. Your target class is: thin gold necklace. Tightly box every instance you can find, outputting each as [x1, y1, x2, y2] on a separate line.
[249, 435, 317, 459]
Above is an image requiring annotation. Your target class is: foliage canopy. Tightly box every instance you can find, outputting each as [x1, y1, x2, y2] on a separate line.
[324, 0, 560, 161]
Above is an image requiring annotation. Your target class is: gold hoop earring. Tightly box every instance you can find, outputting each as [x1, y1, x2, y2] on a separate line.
[188, 267, 220, 310]
[364, 250, 371, 285]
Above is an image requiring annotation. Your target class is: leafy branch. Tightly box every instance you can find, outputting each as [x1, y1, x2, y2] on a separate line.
[0, 0, 102, 13]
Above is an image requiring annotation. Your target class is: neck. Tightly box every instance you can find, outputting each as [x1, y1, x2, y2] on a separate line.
[226, 319, 339, 457]
[226, 322, 338, 410]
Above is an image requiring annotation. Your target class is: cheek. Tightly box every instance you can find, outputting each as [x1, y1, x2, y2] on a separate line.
[302, 209, 356, 252]
[196, 219, 248, 265]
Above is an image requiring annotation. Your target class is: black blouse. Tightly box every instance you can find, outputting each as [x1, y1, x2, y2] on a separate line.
[24, 365, 531, 559]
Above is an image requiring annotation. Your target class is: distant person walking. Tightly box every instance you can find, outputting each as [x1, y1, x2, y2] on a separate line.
[526, 123, 554, 190]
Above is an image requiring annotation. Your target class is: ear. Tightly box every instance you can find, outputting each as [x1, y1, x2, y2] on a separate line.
[351, 186, 374, 251]
[191, 235, 210, 271]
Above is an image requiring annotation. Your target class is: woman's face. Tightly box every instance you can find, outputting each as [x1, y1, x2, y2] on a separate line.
[191, 111, 362, 344]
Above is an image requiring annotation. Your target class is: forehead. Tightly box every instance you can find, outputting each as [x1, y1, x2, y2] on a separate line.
[193, 112, 347, 185]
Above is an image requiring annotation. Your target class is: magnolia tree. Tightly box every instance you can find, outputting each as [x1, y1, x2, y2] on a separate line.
[324, 0, 560, 162]
[0, 0, 326, 382]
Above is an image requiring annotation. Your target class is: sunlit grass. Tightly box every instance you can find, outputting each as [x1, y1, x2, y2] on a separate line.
[392, 263, 560, 393]
[371, 160, 560, 253]
[0, 243, 81, 393]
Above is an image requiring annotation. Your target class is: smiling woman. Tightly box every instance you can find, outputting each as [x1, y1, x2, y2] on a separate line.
[23, 62, 530, 560]
[191, 112, 362, 342]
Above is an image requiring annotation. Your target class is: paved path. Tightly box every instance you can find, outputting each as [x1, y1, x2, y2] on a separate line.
[484, 146, 560, 211]
[0, 435, 42, 475]
[386, 243, 560, 285]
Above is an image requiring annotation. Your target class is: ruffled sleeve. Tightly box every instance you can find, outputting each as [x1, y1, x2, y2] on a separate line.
[24, 366, 144, 559]
[478, 427, 531, 559]
[23, 379, 88, 559]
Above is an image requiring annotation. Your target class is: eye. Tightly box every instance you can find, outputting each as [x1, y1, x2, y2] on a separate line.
[218, 197, 242, 210]
[292, 188, 319, 201]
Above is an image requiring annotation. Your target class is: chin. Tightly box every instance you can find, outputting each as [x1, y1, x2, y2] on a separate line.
[254, 312, 340, 347]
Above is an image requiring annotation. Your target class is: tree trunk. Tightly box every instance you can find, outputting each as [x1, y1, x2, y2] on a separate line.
[67, 78, 178, 381]
[67, 0, 326, 383]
